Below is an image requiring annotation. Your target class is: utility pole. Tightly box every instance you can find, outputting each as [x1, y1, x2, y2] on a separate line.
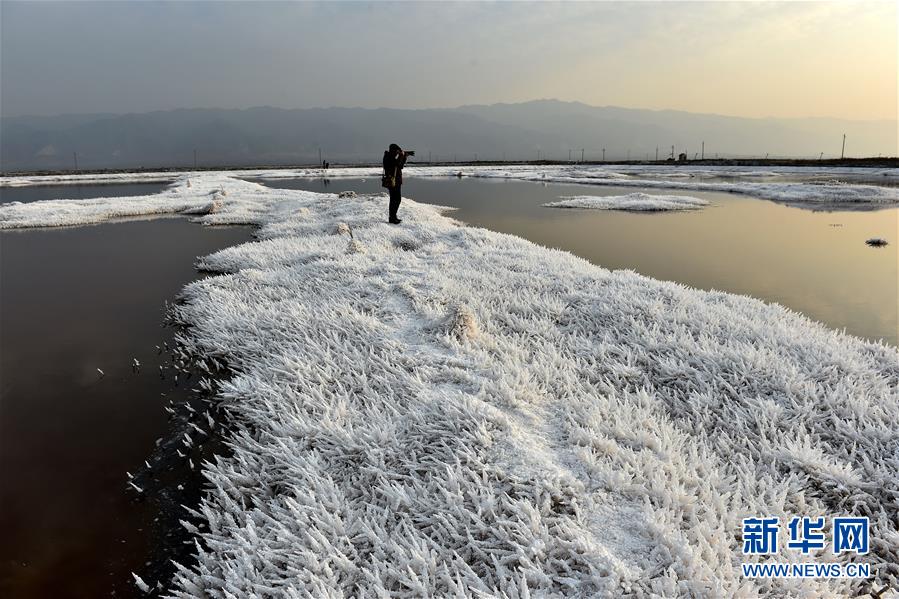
[602, 148, 606, 162]
[73, 152, 78, 171]
[819, 152, 824, 160]
[581, 148, 584, 163]
[701, 141, 705, 160]
[671, 145, 675, 159]
[841, 134, 846, 159]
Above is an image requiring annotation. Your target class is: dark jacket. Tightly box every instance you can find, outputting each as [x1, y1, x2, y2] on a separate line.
[383, 150, 407, 186]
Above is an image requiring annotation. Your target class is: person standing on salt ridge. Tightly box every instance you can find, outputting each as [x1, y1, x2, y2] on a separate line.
[382, 143, 413, 224]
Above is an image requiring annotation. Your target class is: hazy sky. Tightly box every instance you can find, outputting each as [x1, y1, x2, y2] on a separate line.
[1, 1, 895, 120]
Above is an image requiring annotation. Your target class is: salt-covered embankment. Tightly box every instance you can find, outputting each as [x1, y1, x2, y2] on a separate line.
[167, 176, 895, 597]
[2, 174, 896, 597]
[544, 193, 709, 211]
[0, 179, 247, 229]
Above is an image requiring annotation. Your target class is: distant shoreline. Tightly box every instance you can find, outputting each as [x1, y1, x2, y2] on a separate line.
[2, 156, 897, 178]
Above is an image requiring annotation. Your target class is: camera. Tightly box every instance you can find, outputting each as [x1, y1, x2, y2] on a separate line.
[405, 150, 415, 157]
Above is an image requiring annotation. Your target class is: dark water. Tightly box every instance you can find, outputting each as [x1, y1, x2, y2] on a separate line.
[0, 218, 253, 598]
[256, 176, 898, 346]
[0, 183, 171, 204]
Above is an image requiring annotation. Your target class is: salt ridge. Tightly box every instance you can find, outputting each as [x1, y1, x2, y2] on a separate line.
[544, 193, 710, 211]
[170, 175, 897, 596]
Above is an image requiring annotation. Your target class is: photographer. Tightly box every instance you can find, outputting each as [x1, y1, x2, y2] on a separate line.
[382, 143, 414, 224]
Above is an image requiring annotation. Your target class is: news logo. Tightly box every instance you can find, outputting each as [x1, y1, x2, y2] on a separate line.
[740, 516, 871, 579]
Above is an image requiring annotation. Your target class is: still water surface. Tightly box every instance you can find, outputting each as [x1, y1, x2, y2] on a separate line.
[0, 182, 171, 204]
[256, 176, 898, 346]
[0, 217, 253, 598]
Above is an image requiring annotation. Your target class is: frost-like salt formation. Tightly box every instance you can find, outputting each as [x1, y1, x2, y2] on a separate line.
[545, 193, 709, 212]
[3, 174, 897, 597]
[0, 180, 262, 229]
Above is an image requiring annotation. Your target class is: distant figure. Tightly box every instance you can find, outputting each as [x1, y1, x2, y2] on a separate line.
[382, 143, 414, 224]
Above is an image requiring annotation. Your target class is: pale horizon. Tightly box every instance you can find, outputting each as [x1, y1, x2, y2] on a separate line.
[2, 1, 896, 122]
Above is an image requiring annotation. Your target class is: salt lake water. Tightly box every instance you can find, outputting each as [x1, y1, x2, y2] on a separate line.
[0, 215, 252, 598]
[0, 182, 170, 204]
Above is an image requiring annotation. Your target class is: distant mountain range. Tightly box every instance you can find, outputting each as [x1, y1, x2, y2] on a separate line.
[1, 100, 894, 171]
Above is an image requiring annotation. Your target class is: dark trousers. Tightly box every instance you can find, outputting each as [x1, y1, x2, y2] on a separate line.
[388, 185, 402, 220]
